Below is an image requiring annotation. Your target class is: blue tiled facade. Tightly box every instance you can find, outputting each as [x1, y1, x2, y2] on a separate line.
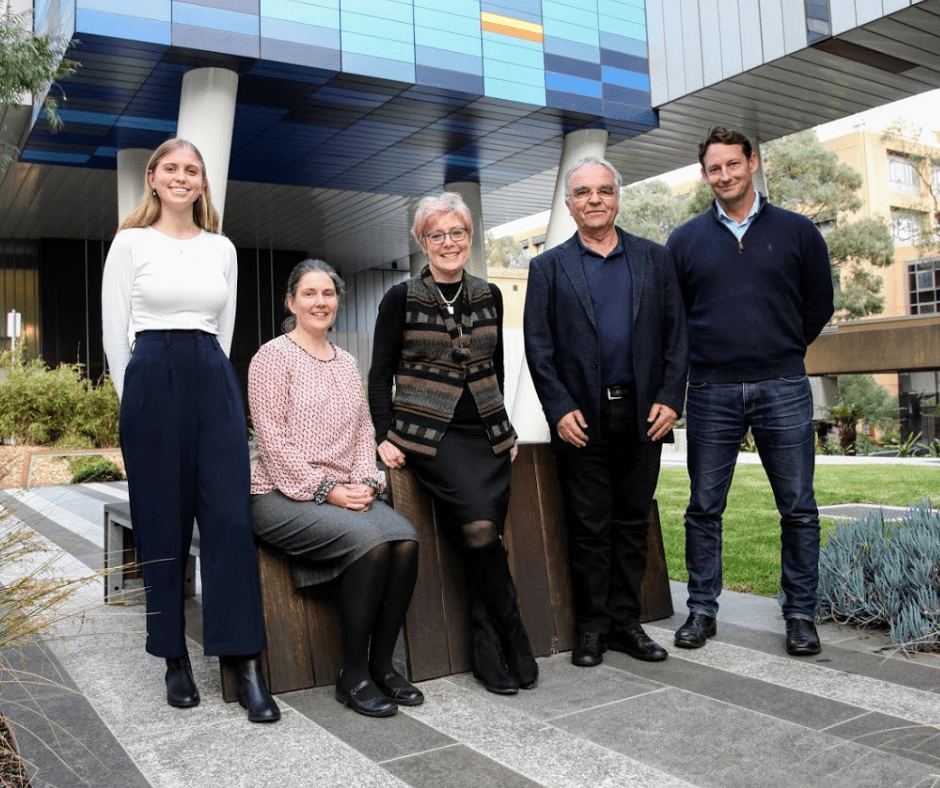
[26, 0, 656, 194]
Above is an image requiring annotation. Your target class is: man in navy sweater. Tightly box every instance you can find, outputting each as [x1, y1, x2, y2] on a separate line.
[666, 127, 834, 657]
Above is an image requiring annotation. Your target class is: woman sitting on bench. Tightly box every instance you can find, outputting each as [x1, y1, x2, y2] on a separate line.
[248, 259, 420, 718]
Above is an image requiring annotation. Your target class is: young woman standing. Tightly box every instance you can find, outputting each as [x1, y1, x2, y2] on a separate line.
[102, 138, 279, 722]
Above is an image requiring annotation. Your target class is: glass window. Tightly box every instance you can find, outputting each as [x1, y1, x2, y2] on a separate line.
[888, 154, 917, 194]
[891, 209, 921, 245]
[908, 258, 940, 315]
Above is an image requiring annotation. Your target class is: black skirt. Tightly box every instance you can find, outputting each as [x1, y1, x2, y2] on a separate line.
[406, 420, 511, 529]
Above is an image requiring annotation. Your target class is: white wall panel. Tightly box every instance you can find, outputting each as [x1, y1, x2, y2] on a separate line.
[739, 1, 764, 70]
[856, 0, 885, 23]
[717, 0, 743, 80]
[881, 0, 910, 12]
[758, 0, 786, 61]
[829, 0, 857, 34]
[644, 0, 669, 105]
[698, 0, 722, 88]
[781, 0, 807, 53]
[680, 1, 705, 92]
[662, 0, 687, 100]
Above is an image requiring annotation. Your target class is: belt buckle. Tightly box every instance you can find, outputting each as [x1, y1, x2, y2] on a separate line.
[606, 387, 623, 401]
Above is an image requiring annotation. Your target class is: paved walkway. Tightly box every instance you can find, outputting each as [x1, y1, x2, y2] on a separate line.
[0, 479, 937, 788]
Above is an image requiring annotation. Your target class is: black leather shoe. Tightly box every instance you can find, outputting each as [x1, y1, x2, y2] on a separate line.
[674, 612, 717, 649]
[786, 618, 821, 656]
[372, 671, 424, 706]
[227, 656, 280, 723]
[165, 654, 200, 708]
[571, 630, 607, 667]
[336, 671, 397, 717]
[609, 625, 668, 662]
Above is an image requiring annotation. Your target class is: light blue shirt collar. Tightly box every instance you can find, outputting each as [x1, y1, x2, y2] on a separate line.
[716, 192, 762, 241]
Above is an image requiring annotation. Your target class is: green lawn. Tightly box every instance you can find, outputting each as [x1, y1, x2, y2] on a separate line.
[655, 464, 940, 597]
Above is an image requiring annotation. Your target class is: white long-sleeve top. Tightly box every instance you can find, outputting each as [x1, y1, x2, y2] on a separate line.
[101, 226, 238, 399]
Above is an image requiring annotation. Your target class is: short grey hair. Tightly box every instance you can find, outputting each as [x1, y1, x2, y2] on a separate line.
[563, 155, 622, 198]
[282, 258, 345, 332]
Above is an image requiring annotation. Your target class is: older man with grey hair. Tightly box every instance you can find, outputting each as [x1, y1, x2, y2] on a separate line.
[524, 155, 688, 667]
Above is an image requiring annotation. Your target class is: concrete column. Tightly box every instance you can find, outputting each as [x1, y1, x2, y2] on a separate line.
[116, 148, 152, 225]
[176, 67, 239, 226]
[444, 180, 485, 280]
[545, 128, 609, 251]
[752, 139, 769, 199]
[409, 249, 425, 277]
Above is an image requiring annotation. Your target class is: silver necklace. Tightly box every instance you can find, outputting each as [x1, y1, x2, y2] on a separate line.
[437, 282, 463, 315]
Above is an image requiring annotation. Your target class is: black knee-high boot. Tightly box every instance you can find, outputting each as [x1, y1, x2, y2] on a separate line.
[466, 581, 518, 694]
[464, 540, 539, 689]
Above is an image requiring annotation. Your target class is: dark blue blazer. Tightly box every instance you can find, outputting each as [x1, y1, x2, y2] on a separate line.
[523, 228, 688, 448]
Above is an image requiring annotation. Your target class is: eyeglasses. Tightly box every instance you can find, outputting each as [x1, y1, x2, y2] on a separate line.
[423, 227, 469, 245]
[569, 185, 618, 201]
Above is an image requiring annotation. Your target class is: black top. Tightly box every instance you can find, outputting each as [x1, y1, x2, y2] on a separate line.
[368, 278, 505, 445]
[578, 229, 635, 387]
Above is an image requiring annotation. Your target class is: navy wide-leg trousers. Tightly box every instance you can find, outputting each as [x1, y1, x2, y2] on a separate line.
[119, 330, 266, 658]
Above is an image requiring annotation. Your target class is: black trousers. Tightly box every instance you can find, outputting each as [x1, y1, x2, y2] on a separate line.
[119, 330, 266, 658]
[554, 384, 662, 632]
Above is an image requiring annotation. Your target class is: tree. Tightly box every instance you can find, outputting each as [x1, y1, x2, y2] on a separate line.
[484, 231, 524, 268]
[825, 374, 898, 454]
[763, 130, 894, 320]
[615, 180, 693, 244]
[0, 4, 77, 169]
[687, 179, 713, 217]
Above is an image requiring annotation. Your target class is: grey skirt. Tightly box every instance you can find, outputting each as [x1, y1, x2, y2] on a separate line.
[250, 490, 417, 588]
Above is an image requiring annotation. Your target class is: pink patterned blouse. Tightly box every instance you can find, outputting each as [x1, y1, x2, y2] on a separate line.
[248, 334, 383, 502]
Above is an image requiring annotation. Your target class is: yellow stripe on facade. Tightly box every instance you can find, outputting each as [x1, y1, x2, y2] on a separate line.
[480, 11, 544, 43]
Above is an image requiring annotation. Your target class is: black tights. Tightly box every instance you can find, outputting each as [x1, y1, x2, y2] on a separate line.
[338, 539, 418, 687]
[460, 519, 499, 549]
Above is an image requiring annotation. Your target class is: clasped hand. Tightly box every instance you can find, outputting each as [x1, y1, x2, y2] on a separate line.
[326, 483, 375, 511]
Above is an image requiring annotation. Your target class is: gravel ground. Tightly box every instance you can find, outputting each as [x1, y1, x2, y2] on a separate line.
[0, 446, 125, 489]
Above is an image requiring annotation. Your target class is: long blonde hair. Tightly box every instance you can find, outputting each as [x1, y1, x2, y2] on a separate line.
[119, 138, 220, 233]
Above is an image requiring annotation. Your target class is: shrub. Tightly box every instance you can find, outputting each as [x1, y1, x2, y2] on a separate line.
[817, 500, 940, 652]
[825, 375, 898, 454]
[69, 457, 124, 484]
[0, 354, 119, 447]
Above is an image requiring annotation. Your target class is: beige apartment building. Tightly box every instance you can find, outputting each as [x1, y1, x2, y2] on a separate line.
[821, 127, 940, 441]
[822, 126, 940, 321]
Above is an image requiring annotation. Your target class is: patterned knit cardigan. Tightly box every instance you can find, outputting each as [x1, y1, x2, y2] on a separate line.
[387, 266, 517, 457]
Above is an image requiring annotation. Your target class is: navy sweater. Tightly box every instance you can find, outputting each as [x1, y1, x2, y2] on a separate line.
[666, 198, 834, 383]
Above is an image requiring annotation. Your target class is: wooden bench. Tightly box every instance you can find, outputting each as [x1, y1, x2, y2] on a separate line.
[226, 442, 673, 697]
[102, 502, 199, 604]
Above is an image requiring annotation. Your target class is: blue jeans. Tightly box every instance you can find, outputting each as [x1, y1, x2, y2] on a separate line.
[684, 376, 820, 620]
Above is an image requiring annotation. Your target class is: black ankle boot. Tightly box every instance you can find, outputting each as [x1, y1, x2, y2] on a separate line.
[165, 652, 200, 708]
[225, 655, 280, 723]
[467, 584, 518, 695]
[465, 540, 539, 690]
